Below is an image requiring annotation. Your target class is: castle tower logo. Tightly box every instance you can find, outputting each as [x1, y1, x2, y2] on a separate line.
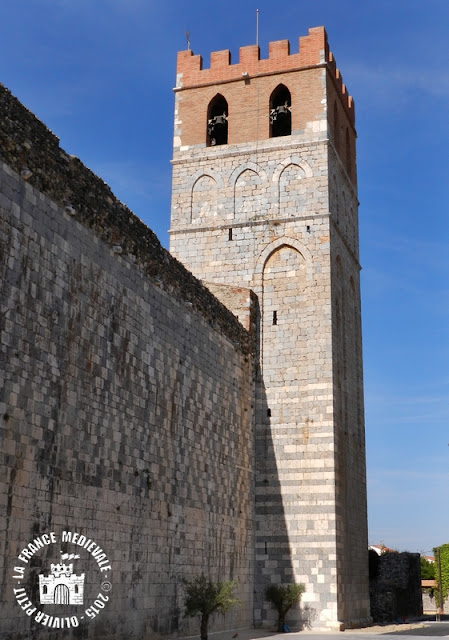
[12, 530, 112, 629]
[39, 553, 85, 605]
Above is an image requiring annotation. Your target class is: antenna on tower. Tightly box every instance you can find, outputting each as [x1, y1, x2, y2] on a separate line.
[185, 31, 191, 51]
[256, 9, 259, 46]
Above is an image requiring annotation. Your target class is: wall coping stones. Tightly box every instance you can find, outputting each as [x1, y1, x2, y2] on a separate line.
[0, 82, 254, 355]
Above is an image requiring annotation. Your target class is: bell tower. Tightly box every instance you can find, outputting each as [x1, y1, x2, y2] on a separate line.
[169, 26, 371, 629]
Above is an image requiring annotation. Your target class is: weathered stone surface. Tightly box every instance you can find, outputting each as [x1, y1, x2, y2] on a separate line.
[0, 84, 255, 639]
[370, 553, 423, 623]
[170, 27, 369, 630]
[0, 82, 252, 357]
[0, 24, 370, 638]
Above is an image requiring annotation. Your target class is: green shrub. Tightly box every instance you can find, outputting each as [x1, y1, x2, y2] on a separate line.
[265, 582, 306, 632]
[182, 574, 240, 640]
[420, 556, 435, 580]
[433, 545, 449, 609]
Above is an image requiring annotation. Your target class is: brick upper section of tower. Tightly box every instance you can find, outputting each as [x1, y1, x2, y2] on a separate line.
[175, 26, 354, 127]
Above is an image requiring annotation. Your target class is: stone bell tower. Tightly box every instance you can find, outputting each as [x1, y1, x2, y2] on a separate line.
[169, 26, 371, 630]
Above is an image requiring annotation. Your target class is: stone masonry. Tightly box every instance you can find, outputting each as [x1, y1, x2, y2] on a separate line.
[0, 82, 256, 639]
[0, 24, 371, 639]
[370, 552, 422, 623]
[169, 27, 370, 629]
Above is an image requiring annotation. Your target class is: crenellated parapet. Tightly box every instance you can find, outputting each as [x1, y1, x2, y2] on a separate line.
[327, 51, 355, 124]
[176, 26, 354, 125]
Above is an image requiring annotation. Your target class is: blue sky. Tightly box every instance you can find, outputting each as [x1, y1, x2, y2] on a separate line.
[1, 1, 448, 555]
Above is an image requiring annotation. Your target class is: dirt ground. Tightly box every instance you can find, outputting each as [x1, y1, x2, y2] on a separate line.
[346, 615, 448, 634]
[346, 622, 428, 634]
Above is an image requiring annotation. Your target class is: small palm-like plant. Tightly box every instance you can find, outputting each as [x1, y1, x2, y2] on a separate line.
[265, 582, 306, 632]
[182, 574, 240, 640]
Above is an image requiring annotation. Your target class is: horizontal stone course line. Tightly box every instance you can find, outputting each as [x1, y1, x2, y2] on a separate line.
[171, 137, 329, 163]
[174, 62, 329, 92]
[169, 213, 330, 235]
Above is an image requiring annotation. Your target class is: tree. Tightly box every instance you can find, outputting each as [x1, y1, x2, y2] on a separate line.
[265, 583, 306, 632]
[420, 556, 435, 580]
[433, 544, 449, 610]
[182, 574, 240, 640]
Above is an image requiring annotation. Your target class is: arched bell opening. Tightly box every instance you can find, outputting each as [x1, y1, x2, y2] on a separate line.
[207, 94, 228, 146]
[270, 84, 291, 138]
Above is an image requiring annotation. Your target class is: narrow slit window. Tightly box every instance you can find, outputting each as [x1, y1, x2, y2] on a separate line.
[272, 310, 277, 325]
[267, 408, 271, 417]
[345, 127, 351, 176]
[333, 101, 339, 149]
[207, 94, 228, 147]
[228, 228, 233, 241]
[270, 84, 291, 138]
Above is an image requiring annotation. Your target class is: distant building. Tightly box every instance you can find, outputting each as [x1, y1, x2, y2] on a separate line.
[369, 544, 397, 556]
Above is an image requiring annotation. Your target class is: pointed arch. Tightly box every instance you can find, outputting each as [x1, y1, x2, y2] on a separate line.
[229, 162, 269, 221]
[191, 174, 218, 222]
[272, 156, 313, 182]
[279, 163, 306, 182]
[269, 84, 291, 137]
[229, 162, 268, 188]
[188, 168, 223, 192]
[234, 168, 262, 221]
[252, 236, 313, 290]
[273, 157, 312, 219]
[278, 163, 306, 216]
[207, 94, 228, 146]
[261, 244, 306, 381]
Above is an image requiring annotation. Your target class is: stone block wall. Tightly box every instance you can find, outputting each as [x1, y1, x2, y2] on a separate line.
[170, 118, 369, 631]
[169, 26, 370, 630]
[170, 136, 338, 625]
[204, 283, 257, 333]
[328, 145, 368, 626]
[370, 553, 423, 623]
[0, 83, 256, 639]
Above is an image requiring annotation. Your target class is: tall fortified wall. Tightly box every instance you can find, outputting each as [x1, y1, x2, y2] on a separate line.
[0, 83, 256, 639]
[170, 26, 370, 629]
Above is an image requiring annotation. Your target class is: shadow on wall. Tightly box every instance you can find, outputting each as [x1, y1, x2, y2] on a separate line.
[253, 298, 316, 631]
